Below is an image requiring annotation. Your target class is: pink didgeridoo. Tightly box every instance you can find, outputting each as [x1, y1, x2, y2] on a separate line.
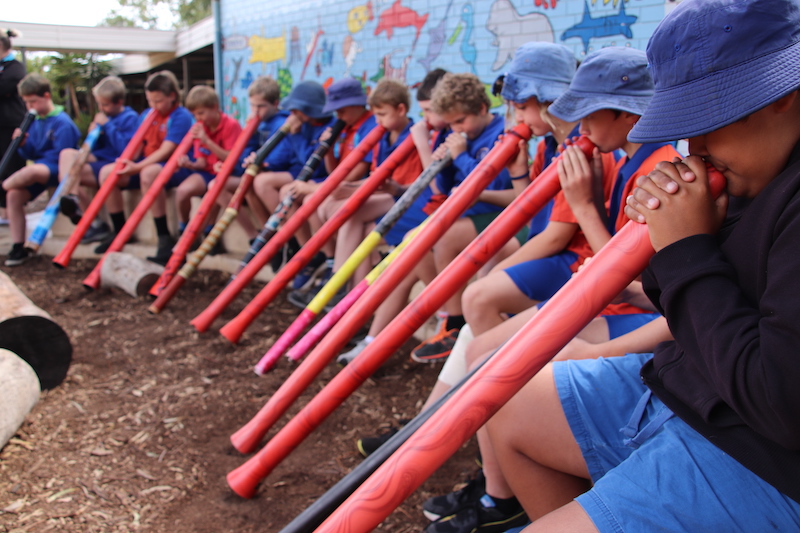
[53, 110, 154, 269]
[82, 129, 195, 290]
[190, 125, 386, 333]
[225, 124, 535, 483]
[148, 115, 259, 298]
[315, 166, 727, 533]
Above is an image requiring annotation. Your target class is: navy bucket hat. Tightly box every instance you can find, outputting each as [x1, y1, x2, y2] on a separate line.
[281, 81, 331, 120]
[549, 46, 653, 123]
[500, 42, 577, 104]
[322, 78, 367, 113]
[630, 0, 800, 142]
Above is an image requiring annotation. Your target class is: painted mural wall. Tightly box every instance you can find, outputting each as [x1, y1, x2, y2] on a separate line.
[219, 0, 684, 121]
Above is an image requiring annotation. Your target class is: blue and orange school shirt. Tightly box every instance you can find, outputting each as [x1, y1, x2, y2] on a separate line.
[140, 105, 193, 158]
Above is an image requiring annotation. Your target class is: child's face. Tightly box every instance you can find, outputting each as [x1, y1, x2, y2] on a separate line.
[438, 107, 487, 140]
[95, 95, 124, 117]
[192, 106, 221, 126]
[578, 109, 635, 153]
[513, 97, 551, 137]
[336, 105, 366, 126]
[419, 100, 448, 130]
[371, 103, 407, 132]
[146, 90, 177, 115]
[249, 95, 276, 120]
[21, 94, 52, 117]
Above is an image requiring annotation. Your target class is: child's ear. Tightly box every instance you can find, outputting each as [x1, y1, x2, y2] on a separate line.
[773, 90, 799, 114]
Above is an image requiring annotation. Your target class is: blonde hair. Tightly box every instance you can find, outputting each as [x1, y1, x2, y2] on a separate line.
[431, 73, 490, 116]
[144, 70, 182, 103]
[18, 73, 50, 97]
[368, 78, 410, 110]
[248, 76, 280, 104]
[92, 76, 127, 104]
[185, 85, 219, 111]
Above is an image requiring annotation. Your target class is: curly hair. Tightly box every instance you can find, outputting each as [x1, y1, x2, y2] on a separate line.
[431, 73, 490, 116]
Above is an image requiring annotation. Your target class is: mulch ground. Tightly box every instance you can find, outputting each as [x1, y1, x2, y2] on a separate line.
[0, 256, 479, 532]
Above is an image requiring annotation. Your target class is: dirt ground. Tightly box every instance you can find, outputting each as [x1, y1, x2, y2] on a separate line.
[0, 256, 479, 533]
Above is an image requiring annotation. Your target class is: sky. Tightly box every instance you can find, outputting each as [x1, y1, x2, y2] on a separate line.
[2, 0, 174, 28]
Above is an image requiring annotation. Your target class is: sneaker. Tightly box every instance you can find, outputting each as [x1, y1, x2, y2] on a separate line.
[424, 494, 528, 533]
[4, 246, 31, 266]
[411, 322, 459, 363]
[337, 337, 369, 366]
[93, 233, 116, 254]
[291, 252, 327, 292]
[80, 221, 112, 244]
[323, 284, 349, 313]
[270, 236, 300, 273]
[146, 235, 176, 266]
[356, 419, 410, 457]
[59, 195, 82, 224]
[423, 470, 486, 521]
[287, 286, 317, 309]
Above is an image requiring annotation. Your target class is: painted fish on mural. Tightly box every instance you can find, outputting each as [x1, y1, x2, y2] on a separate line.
[343, 35, 362, 77]
[486, 0, 554, 71]
[459, 4, 477, 75]
[302, 27, 324, 80]
[418, 0, 454, 72]
[249, 29, 287, 66]
[535, 0, 557, 8]
[347, 1, 374, 34]
[561, 1, 637, 53]
[374, 0, 429, 45]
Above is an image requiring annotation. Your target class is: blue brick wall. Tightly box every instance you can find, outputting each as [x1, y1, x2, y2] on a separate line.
[219, 0, 683, 121]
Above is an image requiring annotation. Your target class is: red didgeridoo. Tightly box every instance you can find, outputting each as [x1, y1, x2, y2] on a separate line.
[226, 124, 533, 477]
[190, 125, 387, 334]
[82, 129, 195, 290]
[148, 115, 259, 298]
[53, 110, 154, 269]
[218, 133, 417, 344]
[315, 165, 727, 533]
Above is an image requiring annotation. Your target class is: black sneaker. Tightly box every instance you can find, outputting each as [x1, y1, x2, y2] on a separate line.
[270, 236, 300, 273]
[423, 470, 486, 521]
[356, 419, 411, 457]
[424, 494, 528, 533]
[287, 286, 318, 309]
[59, 195, 82, 224]
[291, 253, 328, 292]
[93, 233, 116, 254]
[81, 221, 112, 244]
[147, 235, 176, 266]
[4, 245, 31, 267]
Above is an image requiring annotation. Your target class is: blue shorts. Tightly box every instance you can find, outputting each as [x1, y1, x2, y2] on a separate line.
[603, 313, 660, 339]
[27, 165, 58, 201]
[158, 165, 194, 189]
[553, 353, 800, 532]
[504, 251, 578, 302]
[89, 159, 115, 182]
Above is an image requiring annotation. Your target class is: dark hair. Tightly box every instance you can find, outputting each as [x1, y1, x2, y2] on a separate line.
[144, 70, 182, 102]
[0, 28, 21, 54]
[417, 68, 448, 102]
[18, 73, 50, 97]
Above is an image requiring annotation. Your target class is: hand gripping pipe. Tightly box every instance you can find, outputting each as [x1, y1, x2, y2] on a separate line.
[0, 110, 35, 178]
[315, 166, 727, 533]
[147, 119, 286, 313]
[82, 128, 194, 290]
[26, 127, 102, 252]
[218, 132, 417, 344]
[225, 124, 533, 468]
[190, 125, 386, 333]
[284, 222, 425, 363]
[147, 115, 260, 300]
[230, 119, 347, 280]
[53, 110, 154, 269]
[253, 154, 451, 373]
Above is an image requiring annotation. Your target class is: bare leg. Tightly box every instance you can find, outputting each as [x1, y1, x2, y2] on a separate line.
[522, 502, 598, 533]
[98, 164, 130, 216]
[253, 171, 293, 213]
[175, 174, 208, 224]
[463, 271, 539, 336]
[6, 188, 32, 243]
[140, 164, 166, 218]
[432, 218, 478, 315]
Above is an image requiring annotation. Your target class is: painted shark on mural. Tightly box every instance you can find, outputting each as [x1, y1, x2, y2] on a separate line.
[486, 0, 554, 71]
[561, 1, 637, 53]
[374, 0, 429, 45]
[418, 0, 454, 72]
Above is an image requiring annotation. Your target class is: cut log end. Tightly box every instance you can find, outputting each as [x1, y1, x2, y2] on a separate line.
[0, 316, 72, 390]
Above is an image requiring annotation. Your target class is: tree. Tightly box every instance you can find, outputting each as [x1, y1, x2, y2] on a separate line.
[101, 0, 211, 30]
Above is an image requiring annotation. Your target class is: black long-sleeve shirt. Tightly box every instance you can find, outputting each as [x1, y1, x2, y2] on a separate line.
[642, 141, 800, 504]
[0, 58, 26, 129]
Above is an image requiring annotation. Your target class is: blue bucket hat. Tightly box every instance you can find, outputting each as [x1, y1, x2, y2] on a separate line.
[281, 81, 331, 120]
[549, 47, 653, 123]
[500, 42, 576, 104]
[630, 0, 800, 142]
[322, 78, 367, 113]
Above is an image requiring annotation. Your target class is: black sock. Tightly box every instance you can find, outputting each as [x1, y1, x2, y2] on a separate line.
[445, 314, 466, 331]
[110, 212, 126, 234]
[483, 493, 520, 514]
[154, 215, 170, 237]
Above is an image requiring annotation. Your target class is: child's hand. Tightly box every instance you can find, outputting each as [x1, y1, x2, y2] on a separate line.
[12, 129, 27, 146]
[190, 123, 208, 143]
[178, 155, 192, 168]
[93, 112, 109, 126]
[506, 138, 529, 178]
[283, 180, 315, 198]
[213, 161, 224, 173]
[558, 145, 602, 209]
[116, 159, 138, 177]
[431, 142, 450, 161]
[410, 120, 431, 144]
[625, 156, 728, 251]
[443, 131, 468, 160]
[285, 114, 303, 134]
